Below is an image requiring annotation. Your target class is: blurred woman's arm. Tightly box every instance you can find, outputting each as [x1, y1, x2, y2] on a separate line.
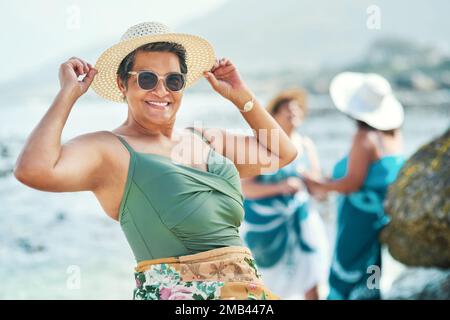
[304, 130, 373, 195]
[241, 177, 303, 200]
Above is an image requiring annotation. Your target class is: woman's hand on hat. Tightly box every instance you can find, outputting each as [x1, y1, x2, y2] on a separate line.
[59, 57, 98, 99]
[203, 58, 253, 107]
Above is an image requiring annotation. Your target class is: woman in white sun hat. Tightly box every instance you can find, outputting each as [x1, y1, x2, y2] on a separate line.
[14, 22, 298, 300]
[303, 72, 406, 300]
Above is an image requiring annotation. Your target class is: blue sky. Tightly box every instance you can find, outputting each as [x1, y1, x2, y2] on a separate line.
[2, 0, 449, 87]
[0, 0, 226, 83]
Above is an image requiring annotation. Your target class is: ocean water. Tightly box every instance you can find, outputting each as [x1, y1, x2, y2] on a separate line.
[0, 91, 449, 299]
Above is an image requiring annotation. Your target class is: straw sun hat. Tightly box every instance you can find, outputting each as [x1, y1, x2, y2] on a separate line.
[330, 72, 404, 130]
[92, 22, 216, 103]
[266, 88, 308, 115]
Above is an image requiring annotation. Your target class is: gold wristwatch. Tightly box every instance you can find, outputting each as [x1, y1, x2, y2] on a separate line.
[240, 97, 255, 113]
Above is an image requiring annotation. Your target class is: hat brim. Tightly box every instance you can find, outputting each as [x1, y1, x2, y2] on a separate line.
[330, 72, 404, 130]
[91, 33, 216, 103]
[266, 88, 307, 114]
[349, 94, 404, 130]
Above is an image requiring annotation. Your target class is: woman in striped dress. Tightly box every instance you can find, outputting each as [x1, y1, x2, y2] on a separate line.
[241, 89, 329, 299]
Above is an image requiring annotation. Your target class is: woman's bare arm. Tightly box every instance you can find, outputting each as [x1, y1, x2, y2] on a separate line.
[14, 57, 103, 192]
[202, 58, 298, 178]
[304, 129, 373, 195]
[241, 176, 303, 199]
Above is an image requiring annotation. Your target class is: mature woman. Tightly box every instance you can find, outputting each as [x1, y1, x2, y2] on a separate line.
[304, 72, 405, 300]
[14, 22, 298, 300]
[241, 89, 329, 299]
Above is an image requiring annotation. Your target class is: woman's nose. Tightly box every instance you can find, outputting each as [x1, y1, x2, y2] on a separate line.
[152, 78, 169, 97]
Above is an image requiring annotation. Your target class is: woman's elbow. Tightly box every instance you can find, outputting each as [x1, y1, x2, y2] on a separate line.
[14, 160, 33, 184]
[14, 165, 39, 188]
[14, 161, 53, 190]
[279, 149, 298, 168]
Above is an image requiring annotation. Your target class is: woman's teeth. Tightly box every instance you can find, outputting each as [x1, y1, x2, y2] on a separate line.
[145, 101, 170, 109]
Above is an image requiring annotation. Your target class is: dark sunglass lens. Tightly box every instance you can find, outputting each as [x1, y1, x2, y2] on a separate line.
[166, 74, 185, 91]
[138, 72, 158, 90]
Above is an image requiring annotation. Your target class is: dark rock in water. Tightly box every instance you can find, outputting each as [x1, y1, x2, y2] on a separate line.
[16, 238, 46, 254]
[384, 268, 450, 300]
[0, 167, 13, 178]
[380, 128, 450, 268]
[1, 144, 9, 158]
[0, 143, 13, 178]
[56, 211, 67, 222]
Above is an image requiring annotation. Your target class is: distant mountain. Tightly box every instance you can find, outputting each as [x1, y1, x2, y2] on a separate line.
[180, 0, 450, 73]
[2, 0, 450, 103]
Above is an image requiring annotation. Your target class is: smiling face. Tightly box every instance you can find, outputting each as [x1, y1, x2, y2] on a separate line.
[118, 50, 184, 127]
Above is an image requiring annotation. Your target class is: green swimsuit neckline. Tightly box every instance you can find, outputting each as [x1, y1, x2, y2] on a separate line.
[113, 129, 245, 261]
[133, 147, 216, 177]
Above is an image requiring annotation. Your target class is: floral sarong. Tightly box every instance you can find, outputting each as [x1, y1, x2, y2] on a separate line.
[133, 246, 280, 300]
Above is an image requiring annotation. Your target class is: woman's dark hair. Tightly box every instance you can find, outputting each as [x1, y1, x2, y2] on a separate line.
[117, 42, 187, 88]
[271, 98, 292, 115]
[356, 120, 397, 136]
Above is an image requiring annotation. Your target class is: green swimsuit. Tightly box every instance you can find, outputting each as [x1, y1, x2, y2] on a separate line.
[115, 128, 244, 262]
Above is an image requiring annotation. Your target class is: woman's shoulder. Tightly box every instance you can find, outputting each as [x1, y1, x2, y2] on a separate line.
[63, 130, 115, 146]
[74, 130, 121, 144]
[353, 129, 377, 146]
[351, 129, 382, 161]
[66, 130, 125, 156]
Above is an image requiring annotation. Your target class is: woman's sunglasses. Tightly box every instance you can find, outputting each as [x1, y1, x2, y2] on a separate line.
[128, 71, 186, 92]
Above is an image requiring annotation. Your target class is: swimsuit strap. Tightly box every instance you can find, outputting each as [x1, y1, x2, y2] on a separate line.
[185, 127, 212, 146]
[113, 133, 136, 154]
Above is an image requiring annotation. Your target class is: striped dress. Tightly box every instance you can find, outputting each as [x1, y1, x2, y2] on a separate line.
[242, 150, 329, 299]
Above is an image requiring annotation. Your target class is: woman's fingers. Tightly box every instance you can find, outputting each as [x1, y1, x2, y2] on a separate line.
[81, 68, 98, 87]
[211, 59, 220, 73]
[61, 57, 96, 88]
[62, 60, 82, 77]
[203, 71, 220, 91]
[211, 57, 232, 73]
[68, 57, 90, 74]
[66, 60, 84, 76]
[220, 58, 231, 66]
[59, 57, 96, 96]
[211, 58, 235, 75]
[218, 58, 227, 68]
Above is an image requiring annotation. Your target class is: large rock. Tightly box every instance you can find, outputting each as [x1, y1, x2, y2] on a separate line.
[380, 128, 450, 268]
[384, 268, 450, 300]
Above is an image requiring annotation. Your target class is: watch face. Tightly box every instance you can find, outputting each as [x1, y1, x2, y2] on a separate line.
[243, 100, 254, 112]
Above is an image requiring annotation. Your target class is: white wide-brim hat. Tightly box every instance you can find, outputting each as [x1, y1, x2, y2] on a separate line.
[330, 72, 404, 130]
[92, 22, 216, 103]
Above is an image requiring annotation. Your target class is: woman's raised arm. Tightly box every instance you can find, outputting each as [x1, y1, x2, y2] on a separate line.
[203, 58, 298, 178]
[14, 58, 105, 192]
